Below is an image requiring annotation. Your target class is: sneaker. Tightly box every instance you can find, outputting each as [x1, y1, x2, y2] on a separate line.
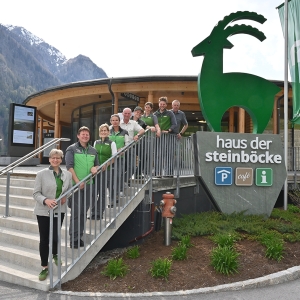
[38, 268, 48, 281]
[53, 254, 62, 266]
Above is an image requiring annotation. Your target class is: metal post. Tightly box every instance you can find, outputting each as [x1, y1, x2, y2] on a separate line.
[164, 217, 172, 246]
[284, 0, 289, 210]
[175, 140, 180, 198]
[4, 172, 11, 217]
[49, 209, 54, 288]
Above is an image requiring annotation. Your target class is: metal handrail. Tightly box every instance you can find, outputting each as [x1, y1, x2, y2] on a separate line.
[49, 132, 154, 288]
[0, 138, 70, 176]
[1, 137, 70, 217]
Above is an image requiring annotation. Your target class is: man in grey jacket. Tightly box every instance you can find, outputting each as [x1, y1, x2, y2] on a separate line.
[65, 126, 99, 249]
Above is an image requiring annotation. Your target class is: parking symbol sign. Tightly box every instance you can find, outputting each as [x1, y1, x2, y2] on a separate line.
[215, 167, 232, 185]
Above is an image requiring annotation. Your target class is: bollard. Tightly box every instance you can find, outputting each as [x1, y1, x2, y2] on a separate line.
[160, 192, 177, 246]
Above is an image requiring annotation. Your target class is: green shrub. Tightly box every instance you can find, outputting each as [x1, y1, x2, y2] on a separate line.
[283, 231, 300, 243]
[172, 244, 188, 260]
[180, 235, 193, 248]
[101, 258, 129, 280]
[288, 204, 300, 213]
[271, 208, 299, 223]
[211, 232, 240, 248]
[258, 231, 282, 246]
[149, 258, 172, 280]
[210, 246, 239, 275]
[126, 245, 140, 259]
[257, 231, 284, 261]
[265, 241, 284, 261]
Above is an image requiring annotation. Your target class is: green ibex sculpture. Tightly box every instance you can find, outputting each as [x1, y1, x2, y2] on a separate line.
[191, 11, 280, 133]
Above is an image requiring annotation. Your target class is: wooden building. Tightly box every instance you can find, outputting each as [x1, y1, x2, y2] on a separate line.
[24, 75, 291, 160]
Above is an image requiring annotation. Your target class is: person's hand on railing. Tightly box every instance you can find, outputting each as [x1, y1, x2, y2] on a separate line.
[148, 126, 156, 132]
[44, 199, 57, 209]
[101, 165, 107, 172]
[90, 166, 98, 175]
[177, 133, 182, 140]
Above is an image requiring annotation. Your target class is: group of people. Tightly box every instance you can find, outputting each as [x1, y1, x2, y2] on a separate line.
[32, 96, 188, 281]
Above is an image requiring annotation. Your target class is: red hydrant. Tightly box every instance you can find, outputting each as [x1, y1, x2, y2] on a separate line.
[160, 192, 177, 246]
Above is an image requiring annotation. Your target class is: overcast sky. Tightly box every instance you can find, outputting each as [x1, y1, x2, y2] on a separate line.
[0, 0, 286, 80]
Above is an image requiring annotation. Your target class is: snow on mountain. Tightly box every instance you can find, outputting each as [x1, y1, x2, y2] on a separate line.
[3, 23, 67, 66]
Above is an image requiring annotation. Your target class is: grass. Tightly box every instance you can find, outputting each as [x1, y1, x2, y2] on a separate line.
[101, 258, 129, 280]
[179, 235, 193, 248]
[211, 245, 239, 275]
[172, 205, 300, 265]
[171, 243, 188, 260]
[101, 205, 300, 280]
[149, 258, 172, 280]
[126, 245, 140, 259]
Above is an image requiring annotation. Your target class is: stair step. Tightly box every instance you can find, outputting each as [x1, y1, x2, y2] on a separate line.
[0, 258, 67, 291]
[0, 184, 34, 197]
[0, 215, 40, 234]
[0, 193, 34, 207]
[0, 203, 35, 219]
[0, 226, 40, 250]
[0, 177, 35, 188]
[0, 241, 42, 271]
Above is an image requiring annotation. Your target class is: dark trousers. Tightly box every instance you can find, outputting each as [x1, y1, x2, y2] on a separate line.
[114, 158, 124, 192]
[69, 186, 92, 242]
[124, 148, 136, 182]
[91, 170, 111, 217]
[37, 214, 65, 267]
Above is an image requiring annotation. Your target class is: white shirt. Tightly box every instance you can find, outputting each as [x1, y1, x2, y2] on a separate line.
[120, 119, 142, 142]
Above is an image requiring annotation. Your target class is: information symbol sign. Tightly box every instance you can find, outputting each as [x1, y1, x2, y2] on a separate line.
[255, 168, 273, 186]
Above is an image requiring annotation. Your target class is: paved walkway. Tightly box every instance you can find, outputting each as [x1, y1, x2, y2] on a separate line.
[2, 269, 300, 300]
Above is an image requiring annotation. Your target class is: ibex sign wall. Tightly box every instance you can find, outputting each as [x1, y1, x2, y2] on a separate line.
[191, 11, 286, 216]
[193, 132, 286, 216]
[191, 11, 280, 134]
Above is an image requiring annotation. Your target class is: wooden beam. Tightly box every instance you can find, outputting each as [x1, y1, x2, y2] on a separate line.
[238, 108, 245, 133]
[54, 100, 60, 138]
[148, 91, 154, 103]
[229, 108, 234, 132]
[114, 92, 118, 114]
[39, 116, 43, 163]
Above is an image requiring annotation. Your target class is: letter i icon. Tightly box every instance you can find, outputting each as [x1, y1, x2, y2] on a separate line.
[255, 168, 273, 186]
[261, 171, 267, 184]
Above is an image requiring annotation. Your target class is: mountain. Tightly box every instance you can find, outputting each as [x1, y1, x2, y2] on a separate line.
[0, 24, 108, 153]
[58, 54, 107, 83]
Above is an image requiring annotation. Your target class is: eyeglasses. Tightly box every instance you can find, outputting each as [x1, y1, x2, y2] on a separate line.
[50, 157, 62, 160]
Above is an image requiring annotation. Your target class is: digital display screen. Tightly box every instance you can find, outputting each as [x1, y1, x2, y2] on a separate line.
[11, 104, 36, 145]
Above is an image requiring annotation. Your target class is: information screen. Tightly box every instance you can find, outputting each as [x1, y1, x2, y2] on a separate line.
[11, 104, 36, 145]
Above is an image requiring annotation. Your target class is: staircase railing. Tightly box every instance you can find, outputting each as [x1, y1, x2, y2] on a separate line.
[48, 131, 195, 289]
[48, 131, 155, 288]
[1, 137, 70, 218]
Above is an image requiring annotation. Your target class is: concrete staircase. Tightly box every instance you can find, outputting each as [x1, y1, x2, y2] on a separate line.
[0, 174, 56, 291]
[0, 172, 149, 291]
